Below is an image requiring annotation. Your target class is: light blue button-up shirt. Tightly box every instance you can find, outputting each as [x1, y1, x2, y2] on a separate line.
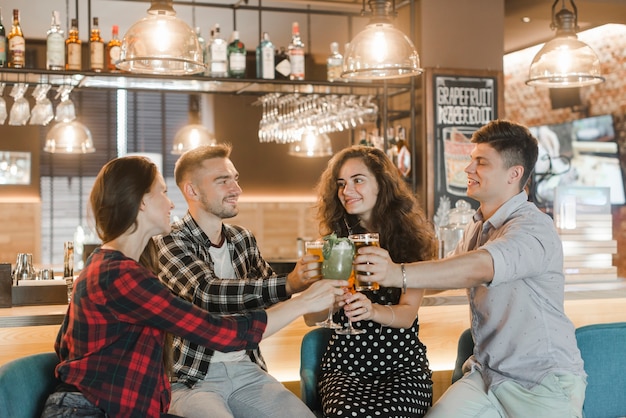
[455, 191, 586, 389]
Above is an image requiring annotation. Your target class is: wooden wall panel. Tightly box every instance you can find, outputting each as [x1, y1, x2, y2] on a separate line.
[228, 200, 319, 260]
[0, 201, 41, 265]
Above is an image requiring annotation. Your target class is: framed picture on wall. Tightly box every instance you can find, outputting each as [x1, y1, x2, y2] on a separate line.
[0, 125, 41, 198]
[0, 151, 31, 185]
[423, 68, 504, 218]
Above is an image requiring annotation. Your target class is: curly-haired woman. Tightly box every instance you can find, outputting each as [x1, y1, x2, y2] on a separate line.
[305, 145, 437, 418]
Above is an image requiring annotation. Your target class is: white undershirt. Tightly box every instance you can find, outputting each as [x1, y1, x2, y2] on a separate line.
[208, 241, 249, 365]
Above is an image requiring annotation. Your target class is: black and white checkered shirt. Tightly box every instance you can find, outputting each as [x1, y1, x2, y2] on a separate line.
[154, 212, 289, 387]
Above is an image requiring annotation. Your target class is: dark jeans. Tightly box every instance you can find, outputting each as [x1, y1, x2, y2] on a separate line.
[40, 391, 184, 418]
[40, 392, 106, 418]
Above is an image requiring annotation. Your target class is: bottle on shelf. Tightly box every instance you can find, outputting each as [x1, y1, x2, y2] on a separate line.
[207, 23, 227, 78]
[46, 10, 64, 71]
[255, 32, 274, 80]
[275, 46, 290, 80]
[105, 25, 122, 72]
[288, 21, 305, 80]
[203, 27, 214, 76]
[341, 43, 352, 83]
[90, 17, 104, 72]
[326, 41, 342, 82]
[7, 9, 25, 69]
[64, 241, 74, 303]
[66, 18, 81, 71]
[0, 8, 6, 67]
[195, 26, 206, 67]
[227, 30, 246, 78]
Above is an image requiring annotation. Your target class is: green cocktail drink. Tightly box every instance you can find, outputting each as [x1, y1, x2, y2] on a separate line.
[322, 237, 355, 280]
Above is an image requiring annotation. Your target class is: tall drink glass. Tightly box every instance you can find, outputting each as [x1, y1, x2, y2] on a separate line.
[318, 237, 354, 329]
[349, 232, 380, 291]
[308, 239, 341, 329]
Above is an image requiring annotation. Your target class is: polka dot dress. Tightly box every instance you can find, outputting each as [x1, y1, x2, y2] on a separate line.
[319, 287, 432, 418]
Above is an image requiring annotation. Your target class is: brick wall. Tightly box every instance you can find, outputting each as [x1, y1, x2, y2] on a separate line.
[503, 24, 626, 277]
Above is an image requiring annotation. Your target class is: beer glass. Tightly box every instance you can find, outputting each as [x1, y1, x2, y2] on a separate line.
[315, 238, 354, 329]
[349, 232, 380, 291]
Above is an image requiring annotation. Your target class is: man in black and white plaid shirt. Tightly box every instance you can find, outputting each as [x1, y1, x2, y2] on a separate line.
[154, 144, 320, 418]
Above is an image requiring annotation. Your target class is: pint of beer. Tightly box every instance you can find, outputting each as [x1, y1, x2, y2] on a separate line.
[349, 233, 380, 291]
[305, 240, 324, 279]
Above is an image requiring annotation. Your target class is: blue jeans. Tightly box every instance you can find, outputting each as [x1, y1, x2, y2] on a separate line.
[169, 360, 316, 418]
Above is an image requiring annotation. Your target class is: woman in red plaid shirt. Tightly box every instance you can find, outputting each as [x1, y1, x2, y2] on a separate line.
[40, 156, 344, 418]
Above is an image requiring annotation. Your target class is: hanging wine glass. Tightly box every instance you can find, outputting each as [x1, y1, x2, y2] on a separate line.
[0, 83, 7, 125]
[29, 84, 54, 126]
[8, 83, 30, 126]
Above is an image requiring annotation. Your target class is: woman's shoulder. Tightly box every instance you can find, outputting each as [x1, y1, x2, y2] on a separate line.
[85, 249, 150, 282]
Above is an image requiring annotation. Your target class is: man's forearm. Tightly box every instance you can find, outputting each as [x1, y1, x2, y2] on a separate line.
[403, 250, 494, 290]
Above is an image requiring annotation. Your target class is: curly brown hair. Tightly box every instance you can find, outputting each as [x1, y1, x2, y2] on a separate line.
[315, 145, 436, 263]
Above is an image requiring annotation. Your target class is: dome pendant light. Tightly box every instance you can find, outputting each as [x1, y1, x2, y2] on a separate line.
[44, 88, 95, 154]
[44, 121, 96, 154]
[288, 129, 333, 158]
[172, 95, 217, 155]
[342, 0, 421, 80]
[117, 0, 205, 75]
[526, 0, 604, 88]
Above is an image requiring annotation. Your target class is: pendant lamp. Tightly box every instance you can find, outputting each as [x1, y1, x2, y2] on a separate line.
[288, 130, 333, 158]
[44, 87, 95, 154]
[44, 121, 96, 154]
[117, 0, 205, 75]
[172, 95, 217, 155]
[526, 0, 604, 88]
[342, 0, 421, 80]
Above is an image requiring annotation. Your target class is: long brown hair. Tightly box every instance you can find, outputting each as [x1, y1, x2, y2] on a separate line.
[89, 156, 172, 373]
[316, 146, 436, 263]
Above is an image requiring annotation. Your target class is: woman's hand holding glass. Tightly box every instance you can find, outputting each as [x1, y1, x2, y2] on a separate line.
[342, 290, 374, 323]
[335, 273, 366, 335]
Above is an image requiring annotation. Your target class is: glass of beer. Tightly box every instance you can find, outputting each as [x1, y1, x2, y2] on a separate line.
[349, 232, 380, 291]
[305, 239, 324, 280]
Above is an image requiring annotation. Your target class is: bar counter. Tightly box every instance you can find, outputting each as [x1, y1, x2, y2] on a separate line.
[2, 281, 625, 402]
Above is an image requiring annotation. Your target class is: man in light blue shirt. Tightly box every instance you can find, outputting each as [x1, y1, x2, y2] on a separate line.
[354, 120, 586, 417]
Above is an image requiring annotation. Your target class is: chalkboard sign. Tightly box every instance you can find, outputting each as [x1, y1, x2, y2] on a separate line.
[429, 72, 500, 216]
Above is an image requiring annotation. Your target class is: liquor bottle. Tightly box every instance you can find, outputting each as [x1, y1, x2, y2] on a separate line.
[195, 27, 206, 67]
[343, 43, 351, 82]
[203, 27, 214, 76]
[46, 11, 65, 71]
[90, 17, 104, 72]
[105, 25, 122, 72]
[288, 21, 305, 80]
[275, 46, 290, 80]
[207, 24, 227, 78]
[0, 8, 6, 67]
[326, 41, 342, 82]
[255, 32, 274, 80]
[7, 9, 25, 68]
[227, 30, 246, 78]
[64, 241, 74, 303]
[65, 18, 81, 71]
